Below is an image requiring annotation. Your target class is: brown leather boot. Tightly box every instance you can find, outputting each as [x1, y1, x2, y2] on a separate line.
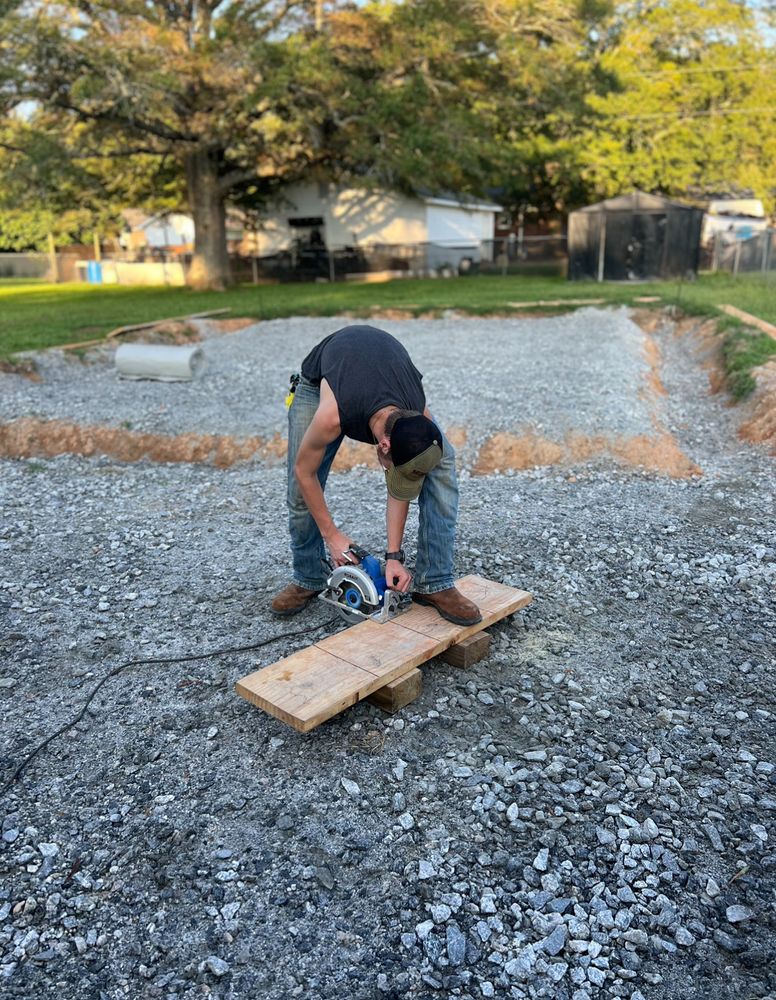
[412, 587, 482, 626]
[271, 583, 322, 617]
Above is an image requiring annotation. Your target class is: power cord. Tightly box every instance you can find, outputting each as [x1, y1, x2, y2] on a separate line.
[1, 620, 336, 798]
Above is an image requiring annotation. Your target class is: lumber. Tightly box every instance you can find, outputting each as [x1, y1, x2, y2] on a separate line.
[236, 575, 532, 732]
[507, 298, 605, 309]
[367, 668, 423, 714]
[58, 309, 231, 352]
[439, 630, 490, 668]
[718, 304, 776, 341]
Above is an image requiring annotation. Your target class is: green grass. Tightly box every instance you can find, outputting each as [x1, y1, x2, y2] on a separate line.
[2, 272, 775, 396]
[720, 326, 776, 400]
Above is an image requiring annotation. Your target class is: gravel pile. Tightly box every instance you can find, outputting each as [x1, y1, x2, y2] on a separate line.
[1, 309, 657, 464]
[0, 310, 774, 1000]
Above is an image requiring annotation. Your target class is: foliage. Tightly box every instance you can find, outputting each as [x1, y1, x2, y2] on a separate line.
[1, 0, 508, 285]
[720, 324, 776, 399]
[580, 0, 776, 209]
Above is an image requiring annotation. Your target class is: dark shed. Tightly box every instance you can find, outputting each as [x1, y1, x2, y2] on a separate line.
[567, 191, 704, 281]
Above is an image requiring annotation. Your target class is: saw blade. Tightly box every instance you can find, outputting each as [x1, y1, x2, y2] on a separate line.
[335, 576, 377, 624]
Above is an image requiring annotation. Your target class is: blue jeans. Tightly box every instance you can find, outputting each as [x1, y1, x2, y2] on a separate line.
[286, 377, 458, 593]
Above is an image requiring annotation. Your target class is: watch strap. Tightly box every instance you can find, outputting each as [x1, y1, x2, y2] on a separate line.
[385, 550, 405, 563]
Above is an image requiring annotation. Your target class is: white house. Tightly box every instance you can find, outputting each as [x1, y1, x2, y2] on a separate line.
[247, 182, 502, 269]
[120, 210, 196, 250]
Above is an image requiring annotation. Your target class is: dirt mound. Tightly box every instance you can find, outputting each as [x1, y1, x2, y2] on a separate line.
[120, 321, 202, 345]
[0, 359, 41, 381]
[473, 430, 700, 478]
[0, 418, 273, 468]
[739, 360, 776, 454]
[0, 419, 474, 471]
[210, 317, 256, 334]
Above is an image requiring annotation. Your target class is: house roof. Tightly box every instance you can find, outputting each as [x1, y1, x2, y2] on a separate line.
[707, 198, 765, 219]
[419, 191, 503, 213]
[576, 190, 698, 214]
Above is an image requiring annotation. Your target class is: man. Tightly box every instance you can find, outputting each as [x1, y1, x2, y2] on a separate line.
[271, 325, 481, 626]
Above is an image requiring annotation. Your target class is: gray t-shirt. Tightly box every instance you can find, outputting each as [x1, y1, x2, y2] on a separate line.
[301, 326, 426, 443]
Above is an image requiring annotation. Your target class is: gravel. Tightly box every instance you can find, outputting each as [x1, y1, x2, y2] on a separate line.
[1, 308, 660, 465]
[0, 309, 774, 1000]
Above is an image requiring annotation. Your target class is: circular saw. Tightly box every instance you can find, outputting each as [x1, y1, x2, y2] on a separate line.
[318, 547, 411, 625]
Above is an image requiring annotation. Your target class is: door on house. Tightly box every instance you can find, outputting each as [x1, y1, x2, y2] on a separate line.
[288, 217, 327, 277]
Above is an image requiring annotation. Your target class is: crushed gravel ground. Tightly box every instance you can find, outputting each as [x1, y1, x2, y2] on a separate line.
[0, 309, 774, 1000]
[1, 309, 660, 466]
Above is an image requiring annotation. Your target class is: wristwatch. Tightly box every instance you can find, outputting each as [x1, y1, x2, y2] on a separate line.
[385, 550, 405, 563]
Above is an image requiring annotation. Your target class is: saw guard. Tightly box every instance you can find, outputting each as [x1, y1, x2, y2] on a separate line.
[319, 563, 410, 624]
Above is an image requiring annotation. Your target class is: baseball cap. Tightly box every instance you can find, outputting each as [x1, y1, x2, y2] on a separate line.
[385, 414, 443, 501]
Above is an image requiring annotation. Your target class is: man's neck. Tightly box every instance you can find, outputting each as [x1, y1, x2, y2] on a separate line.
[369, 405, 397, 442]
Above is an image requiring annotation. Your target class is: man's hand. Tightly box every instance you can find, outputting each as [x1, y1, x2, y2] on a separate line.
[324, 529, 357, 567]
[386, 559, 412, 593]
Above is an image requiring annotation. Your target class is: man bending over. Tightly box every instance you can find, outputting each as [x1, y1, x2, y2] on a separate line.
[271, 324, 481, 626]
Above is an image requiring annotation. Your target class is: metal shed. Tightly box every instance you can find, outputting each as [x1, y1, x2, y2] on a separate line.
[567, 191, 704, 281]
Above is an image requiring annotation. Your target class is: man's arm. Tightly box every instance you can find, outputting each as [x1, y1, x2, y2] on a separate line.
[385, 493, 412, 592]
[293, 389, 353, 567]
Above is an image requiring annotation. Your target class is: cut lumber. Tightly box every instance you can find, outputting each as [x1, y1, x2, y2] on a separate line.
[718, 304, 776, 341]
[58, 309, 232, 352]
[439, 630, 490, 668]
[236, 575, 532, 732]
[507, 298, 604, 309]
[367, 668, 423, 714]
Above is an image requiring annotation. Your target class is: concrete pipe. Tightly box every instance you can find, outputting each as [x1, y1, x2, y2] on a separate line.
[115, 343, 206, 382]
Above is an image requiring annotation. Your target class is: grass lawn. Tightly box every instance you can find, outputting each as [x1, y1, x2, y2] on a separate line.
[1, 272, 775, 393]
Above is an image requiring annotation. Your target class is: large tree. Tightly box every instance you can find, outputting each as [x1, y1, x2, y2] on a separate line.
[480, 0, 613, 223]
[3, 0, 501, 288]
[580, 0, 776, 210]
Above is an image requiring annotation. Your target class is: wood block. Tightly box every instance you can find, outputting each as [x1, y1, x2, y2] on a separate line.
[439, 630, 490, 668]
[236, 575, 532, 732]
[367, 668, 423, 714]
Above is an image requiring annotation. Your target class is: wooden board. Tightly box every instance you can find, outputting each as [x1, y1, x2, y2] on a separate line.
[236, 576, 532, 732]
[719, 304, 776, 341]
[439, 631, 490, 668]
[366, 668, 423, 714]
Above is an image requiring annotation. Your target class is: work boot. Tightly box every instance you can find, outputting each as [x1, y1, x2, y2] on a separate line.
[412, 587, 482, 626]
[271, 583, 322, 617]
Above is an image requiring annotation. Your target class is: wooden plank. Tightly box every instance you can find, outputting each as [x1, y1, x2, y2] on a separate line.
[367, 668, 423, 714]
[719, 304, 776, 341]
[235, 646, 376, 731]
[508, 298, 605, 309]
[317, 619, 439, 683]
[235, 575, 532, 732]
[439, 631, 490, 668]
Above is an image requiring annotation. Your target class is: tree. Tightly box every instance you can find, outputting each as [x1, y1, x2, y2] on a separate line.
[478, 0, 613, 223]
[4, 0, 502, 289]
[579, 0, 776, 210]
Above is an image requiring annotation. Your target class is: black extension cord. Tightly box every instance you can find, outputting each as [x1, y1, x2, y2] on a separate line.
[1, 620, 336, 798]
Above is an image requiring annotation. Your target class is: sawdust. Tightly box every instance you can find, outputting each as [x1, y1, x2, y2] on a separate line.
[628, 309, 664, 335]
[738, 360, 776, 454]
[472, 430, 701, 478]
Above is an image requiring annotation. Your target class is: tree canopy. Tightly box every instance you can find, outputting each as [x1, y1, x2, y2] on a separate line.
[0, 0, 774, 283]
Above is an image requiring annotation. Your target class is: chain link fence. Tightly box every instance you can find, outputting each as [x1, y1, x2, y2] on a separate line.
[707, 229, 776, 275]
[232, 235, 567, 283]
